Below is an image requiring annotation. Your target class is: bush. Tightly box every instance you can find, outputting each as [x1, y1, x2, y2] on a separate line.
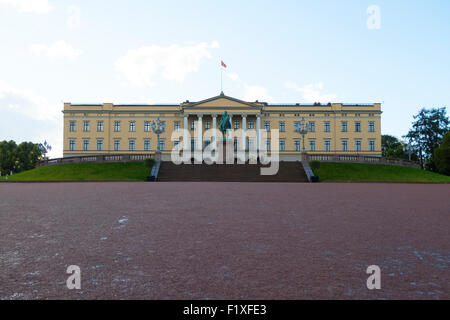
[309, 160, 321, 173]
[144, 158, 155, 168]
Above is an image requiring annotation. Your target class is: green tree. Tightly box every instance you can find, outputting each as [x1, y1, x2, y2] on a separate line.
[0, 140, 44, 175]
[0, 140, 18, 175]
[404, 107, 449, 169]
[382, 135, 409, 159]
[434, 130, 450, 175]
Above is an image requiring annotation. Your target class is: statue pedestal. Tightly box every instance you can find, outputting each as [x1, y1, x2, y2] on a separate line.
[217, 139, 234, 164]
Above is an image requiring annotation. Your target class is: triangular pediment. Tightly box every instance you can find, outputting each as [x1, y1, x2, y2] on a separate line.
[183, 93, 261, 109]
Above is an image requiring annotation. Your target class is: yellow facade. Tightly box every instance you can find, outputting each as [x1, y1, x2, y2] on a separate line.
[63, 93, 382, 160]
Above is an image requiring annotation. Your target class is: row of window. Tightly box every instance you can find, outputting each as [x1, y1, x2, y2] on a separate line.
[68, 138, 376, 152]
[70, 120, 377, 133]
[69, 138, 166, 152]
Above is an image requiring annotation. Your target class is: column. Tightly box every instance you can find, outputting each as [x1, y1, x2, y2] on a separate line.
[183, 115, 189, 150]
[212, 114, 217, 149]
[242, 115, 247, 151]
[228, 114, 233, 139]
[197, 115, 203, 150]
[256, 115, 261, 151]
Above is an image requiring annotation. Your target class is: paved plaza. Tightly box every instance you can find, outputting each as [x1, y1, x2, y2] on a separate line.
[0, 182, 449, 299]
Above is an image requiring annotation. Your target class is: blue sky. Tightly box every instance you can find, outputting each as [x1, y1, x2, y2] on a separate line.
[1, 0, 449, 157]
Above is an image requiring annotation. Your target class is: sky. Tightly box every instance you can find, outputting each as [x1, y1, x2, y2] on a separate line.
[0, 0, 449, 158]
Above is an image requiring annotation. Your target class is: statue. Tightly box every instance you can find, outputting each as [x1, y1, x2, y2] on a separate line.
[218, 111, 231, 139]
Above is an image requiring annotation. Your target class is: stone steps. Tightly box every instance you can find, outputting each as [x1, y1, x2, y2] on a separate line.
[157, 161, 308, 182]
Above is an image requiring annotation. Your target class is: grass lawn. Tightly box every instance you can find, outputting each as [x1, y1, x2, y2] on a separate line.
[0, 162, 151, 181]
[313, 162, 450, 183]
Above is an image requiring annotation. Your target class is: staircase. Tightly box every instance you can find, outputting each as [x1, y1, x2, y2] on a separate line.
[157, 161, 308, 182]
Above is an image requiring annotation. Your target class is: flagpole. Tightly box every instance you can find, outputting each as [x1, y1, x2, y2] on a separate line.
[220, 62, 223, 93]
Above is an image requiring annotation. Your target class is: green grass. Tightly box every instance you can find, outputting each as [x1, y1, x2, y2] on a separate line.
[313, 162, 450, 183]
[0, 162, 152, 181]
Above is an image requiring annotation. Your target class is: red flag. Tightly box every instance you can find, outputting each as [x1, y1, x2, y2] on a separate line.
[221, 60, 227, 68]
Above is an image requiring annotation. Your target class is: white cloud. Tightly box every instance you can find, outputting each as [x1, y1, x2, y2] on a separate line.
[115, 41, 220, 87]
[0, 0, 52, 14]
[0, 80, 59, 122]
[244, 85, 273, 102]
[30, 41, 82, 59]
[67, 5, 81, 29]
[285, 81, 337, 103]
[227, 73, 241, 81]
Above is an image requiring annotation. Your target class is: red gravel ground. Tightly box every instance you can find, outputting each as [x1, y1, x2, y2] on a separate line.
[0, 182, 449, 300]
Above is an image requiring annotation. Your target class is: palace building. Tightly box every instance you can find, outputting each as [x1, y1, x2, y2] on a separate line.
[63, 92, 382, 161]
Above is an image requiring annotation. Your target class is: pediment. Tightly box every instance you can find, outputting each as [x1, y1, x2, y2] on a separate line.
[183, 93, 261, 109]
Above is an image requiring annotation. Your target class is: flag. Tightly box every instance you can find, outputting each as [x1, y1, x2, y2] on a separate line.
[221, 61, 227, 68]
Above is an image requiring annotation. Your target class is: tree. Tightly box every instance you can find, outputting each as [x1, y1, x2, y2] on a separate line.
[404, 107, 449, 169]
[0, 140, 44, 175]
[0, 140, 17, 175]
[434, 130, 450, 175]
[381, 135, 410, 160]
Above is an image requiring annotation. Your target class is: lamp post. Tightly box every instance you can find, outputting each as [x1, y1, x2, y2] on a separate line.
[152, 118, 165, 152]
[294, 117, 311, 153]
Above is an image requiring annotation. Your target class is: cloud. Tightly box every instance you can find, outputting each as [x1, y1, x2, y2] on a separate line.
[0, 0, 52, 14]
[0, 80, 59, 122]
[227, 73, 241, 82]
[285, 81, 337, 103]
[244, 85, 273, 102]
[67, 5, 81, 30]
[30, 41, 82, 59]
[115, 41, 220, 87]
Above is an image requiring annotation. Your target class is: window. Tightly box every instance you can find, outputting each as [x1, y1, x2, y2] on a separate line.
[355, 121, 361, 132]
[69, 139, 75, 151]
[279, 139, 286, 151]
[248, 120, 254, 129]
[83, 121, 90, 132]
[341, 139, 348, 151]
[369, 121, 375, 132]
[265, 139, 271, 151]
[114, 121, 121, 132]
[309, 139, 316, 151]
[324, 121, 330, 132]
[129, 139, 136, 151]
[190, 120, 196, 131]
[190, 138, 195, 150]
[69, 121, 76, 132]
[83, 139, 90, 151]
[96, 139, 103, 151]
[114, 139, 120, 151]
[355, 139, 362, 152]
[173, 140, 180, 150]
[247, 137, 255, 151]
[294, 121, 300, 132]
[324, 139, 331, 152]
[159, 139, 165, 151]
[144, 121, 151, 132]
[341, 121, 348, 132]
[205, 120, 211, 130]
[369, 139, 376, 152]
[144, 139, 151, 151]
[129, 121, 136, 132]
[309, 121, 315, 132]
[174, 121, 180, 132]
[233, 120, 240, 130]
[264, 121, 270, 132]
[279, 121, 285, 132]
[294, 139, 301, 152]
[97, 121, 104, 132]
[234, 138, 238, 152]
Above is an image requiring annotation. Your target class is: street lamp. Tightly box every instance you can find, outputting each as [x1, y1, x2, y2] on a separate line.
[294, 117, 311, 153]
[152, 118, 166, 152]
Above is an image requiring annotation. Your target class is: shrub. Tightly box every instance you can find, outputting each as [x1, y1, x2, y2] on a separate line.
[144, 158, 155, 168]
[309, 160, 321, 173]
